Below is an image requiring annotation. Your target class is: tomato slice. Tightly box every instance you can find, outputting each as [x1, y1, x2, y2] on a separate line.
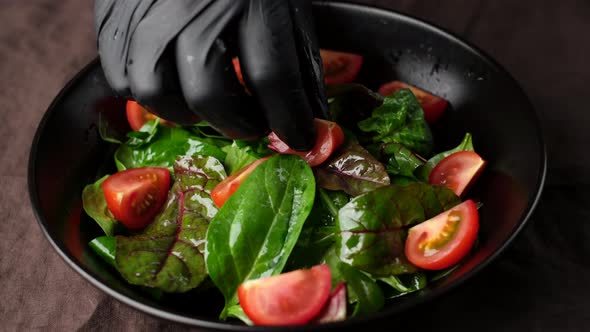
[101, 167, 170, 230]
[126, 100, 175, 131]
[429, 150, 486, 197]
[405, 200, 479, 270]
[238, 264, 332, 326]
[321, 49, 363, 85]
[378, 80, 448, 124]
[268, 118, 344, 167]
[211, 156, 270, 208]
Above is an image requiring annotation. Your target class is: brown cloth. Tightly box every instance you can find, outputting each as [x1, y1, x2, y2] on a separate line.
[2, 0, 589, 331]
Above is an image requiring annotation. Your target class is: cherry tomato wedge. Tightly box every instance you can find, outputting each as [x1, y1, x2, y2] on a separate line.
[238, 264, 332, 326]
[268, 118, 344, 167]
[405, 200, 479, 270]
[429, 150, 486, 197]
[211, 156, 269, 208]
[320, 49, 363, 85]
[378, 80, 448, 124]
[101, 167, 170, 230]
[126, 100, 175, 131]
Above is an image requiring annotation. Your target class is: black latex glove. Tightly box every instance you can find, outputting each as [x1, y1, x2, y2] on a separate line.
[94, 0, 328, 151]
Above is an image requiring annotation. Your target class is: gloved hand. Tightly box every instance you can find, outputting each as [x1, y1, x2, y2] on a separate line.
[94, 0, 328, 151]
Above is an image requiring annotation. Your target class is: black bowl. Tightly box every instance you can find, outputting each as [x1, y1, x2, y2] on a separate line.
[28, 2, 546, 331]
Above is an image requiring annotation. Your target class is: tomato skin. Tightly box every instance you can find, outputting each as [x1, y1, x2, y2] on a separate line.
[126, 100, 175, 131]
[320, 49, 363, 85]
[211, 157, 270, 208]
[378, 80, 448, 124]
[101, 167, 170, 230]
[268, 118, 344, 167]
[238, 264, 332, 326]
[429, 151, 486, 197]
[405, 200, 479, 270]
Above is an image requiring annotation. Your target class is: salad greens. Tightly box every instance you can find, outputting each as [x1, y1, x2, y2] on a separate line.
[82, 83, 480, 324]
[82, 175, 119, 236]
[336, 183, 461, 276]
[114, 119, 228, 172]
[116, 155, 226, 292]
[206, 154, 316, 318]
[358, 89, 434, 157]
[315, 141, 390, 196]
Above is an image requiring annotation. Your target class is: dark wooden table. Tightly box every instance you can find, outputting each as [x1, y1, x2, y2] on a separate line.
[2, 0, 589, 331]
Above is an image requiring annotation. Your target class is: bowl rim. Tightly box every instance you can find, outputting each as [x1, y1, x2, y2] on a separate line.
[28, 1, 547, 330]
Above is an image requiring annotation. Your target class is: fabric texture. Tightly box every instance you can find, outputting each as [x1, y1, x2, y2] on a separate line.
[1, 0, 589, 331]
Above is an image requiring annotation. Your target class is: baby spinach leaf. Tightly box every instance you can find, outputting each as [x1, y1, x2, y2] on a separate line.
[89, 236, 116, 267]
[114, 122, 228, 173]
[115, 155, 226, 293]
[358, 89, 434, 157]
[377, 142, 425, 178]
[222, 139, 272, 175]
[205, 155, 316, 317]
[415, 133, 474, 181]
[98, 112, 123, 144]
[337, 183, 460, 276]
[191, 121, 233, 141]
[315, 142, 390, 196]
[82, 175, 119, 236]
[287, 189, 350, 270]
[378, 273, 427, 298]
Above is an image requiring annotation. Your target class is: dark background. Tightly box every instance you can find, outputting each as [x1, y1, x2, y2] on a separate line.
[1, 0, 589, 331]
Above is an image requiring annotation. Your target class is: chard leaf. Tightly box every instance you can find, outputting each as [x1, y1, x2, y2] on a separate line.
[115, 155, 226, 293]
[315, 142, 390, 196]
[115, 122, 228, 173]
[337, 183, 460, 276]
[415, 133, 475, 181]
[358, 89, 434, 157]
[82, 175, 119, 236]
[205, 155, 316, 317]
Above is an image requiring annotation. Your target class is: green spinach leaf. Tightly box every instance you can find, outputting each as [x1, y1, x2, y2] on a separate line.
[358, 89, 434, 157]
[337, 183, 460, 276]
[115, 122, 228, 172]
[222, 139, 272, 175]
[415, 133, 474, 181]
[315, 142, 390, 196]
[287, 189, 350, 270]
[115, 155, 226, 293]
[378, 273, 427, 298]
[89, 236, 116, 266]
[205, 155, 316, 318]
[368, 142, 424, 178]
[82, 175, 119, 236]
